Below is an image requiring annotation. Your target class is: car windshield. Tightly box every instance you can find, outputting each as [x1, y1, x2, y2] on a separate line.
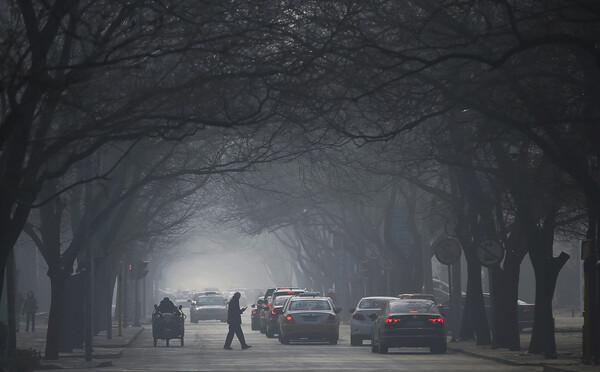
[195, 296, 225, 306]
[274, 296, 291, 306]
[358, 298, 390, 309]
[289, 300, 331, 311]
[389, 301, 438, 314]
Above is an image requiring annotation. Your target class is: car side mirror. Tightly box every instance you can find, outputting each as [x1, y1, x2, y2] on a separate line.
[334, 307, 342, 314]
[273, 308, 283, 314]
[349, 308, 355, 313]
[368, 313, 378, 321]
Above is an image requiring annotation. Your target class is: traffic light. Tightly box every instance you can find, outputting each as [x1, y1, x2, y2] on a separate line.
[135, 260, 149, 279]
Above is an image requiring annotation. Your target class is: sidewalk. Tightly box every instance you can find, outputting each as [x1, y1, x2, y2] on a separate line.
[447, 314, 598, 372]
[15, 323, 144, 370]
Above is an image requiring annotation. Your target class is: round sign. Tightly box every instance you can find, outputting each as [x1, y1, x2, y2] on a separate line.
[433, 237, 462, 265]
[476, 239, 505, 267]
[378, 255, 393, 271]
[364, 243, 380, 260]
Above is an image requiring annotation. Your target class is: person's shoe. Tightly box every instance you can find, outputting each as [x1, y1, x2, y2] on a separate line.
[223, 346, 233, 350]
[241, 345, 252, 350]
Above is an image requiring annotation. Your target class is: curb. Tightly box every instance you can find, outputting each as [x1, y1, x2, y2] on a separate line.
[448, 347, 527, 367]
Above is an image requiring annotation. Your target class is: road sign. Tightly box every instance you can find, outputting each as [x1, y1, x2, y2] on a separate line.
[476, 239, 505, 267]
[378, 255, 394, 271]
[433, 237, 462, 265]
[364, 243, 380, 260]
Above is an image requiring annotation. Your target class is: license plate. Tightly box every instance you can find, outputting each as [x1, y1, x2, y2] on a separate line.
[303, 317, 318, 322]
[406, 321, 424, 327]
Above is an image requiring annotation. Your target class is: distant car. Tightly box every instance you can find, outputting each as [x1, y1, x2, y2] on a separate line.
[266, 295, 294, 338]
[439, 293, 534, 331]
[276, 296, 341, 345]
[397, 293, 437, 303]
[251, 297, 266, 331]
[349, 296, 397, 346]
[188, 294, 227, 323]
[371, 299, 447, 354]
[517, 300, 535, 330]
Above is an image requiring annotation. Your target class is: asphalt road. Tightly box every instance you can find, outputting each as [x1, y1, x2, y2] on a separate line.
[59, 313, 543, 372]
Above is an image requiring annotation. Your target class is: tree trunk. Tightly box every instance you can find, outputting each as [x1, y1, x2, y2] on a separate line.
[460, 247, 491, 345]
[528, 252, 570, 358]
[491, 261, 520, 350]
[45, 272, 66, 359]
[6, 251, 16, 352]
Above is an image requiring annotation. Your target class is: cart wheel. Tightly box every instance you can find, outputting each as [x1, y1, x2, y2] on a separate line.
[166, 339, 170, 347]
[181, 336, 184, 347]
[153, 338, 157, 347]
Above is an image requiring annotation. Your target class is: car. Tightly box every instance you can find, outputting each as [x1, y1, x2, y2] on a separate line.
[251, 297, 266, 330]
[188, 293, 227, 323]
[371, 299, 447, 354]
[259, 296, 272, 334]
[349, 296, 397, 346]
[397, 293, 437, 303]
[276, 295, 341, 345]
[265, 295, 294, 338]
[517, 300, 535, 330]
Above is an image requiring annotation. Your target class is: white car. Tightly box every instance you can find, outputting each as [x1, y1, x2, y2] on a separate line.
[349, 296, 397, 346]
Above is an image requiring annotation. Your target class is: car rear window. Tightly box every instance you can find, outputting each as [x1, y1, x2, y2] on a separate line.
[274, 296, 291, 306]
[195, 296, 225, 306]
[389, 301, 438, 314]
[358, 298, 390, 309]
[289, 300, 331, 311]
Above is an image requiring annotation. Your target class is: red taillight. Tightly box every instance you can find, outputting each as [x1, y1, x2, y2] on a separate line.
[252, 310, 257, 315]
[428, 317, 444, 323]
[287, 291, 295, 294]
[286, 315, 293, 321]
[327, 314, 336, 323]
[268, 303, 272, 309]
[409, 310, 418, 313]
[271, 310, 276, 315]
[524, 306, 534, 312]
[385, 318, 401, 323]
[352, 313, 366, 321]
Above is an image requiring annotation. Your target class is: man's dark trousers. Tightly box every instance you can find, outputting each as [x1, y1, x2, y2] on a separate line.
[224, 323, 246, 348]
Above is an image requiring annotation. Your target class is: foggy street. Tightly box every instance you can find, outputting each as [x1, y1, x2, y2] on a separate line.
[44, 312, 541, 372]
[2, 2, 600, 371]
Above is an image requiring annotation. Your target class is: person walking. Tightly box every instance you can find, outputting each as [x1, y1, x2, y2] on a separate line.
[22, 291, 38, 332]
[15, 291, 23, 333]
[223, 292, 251, 350]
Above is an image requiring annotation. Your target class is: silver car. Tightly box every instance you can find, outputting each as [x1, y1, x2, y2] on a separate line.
[349, 296, 397, 346]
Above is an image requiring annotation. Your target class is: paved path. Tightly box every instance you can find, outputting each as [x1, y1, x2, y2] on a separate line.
[39, 318, 541, 372]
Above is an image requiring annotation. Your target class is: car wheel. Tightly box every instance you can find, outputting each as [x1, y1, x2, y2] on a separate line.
[329, 337, 338, 345]
[378, 341, 388, 354]
[260, 325, 266, 334]
[371, 340, 379, 353]
[266, 325, 275, 338]
[166, 339, 170, 347]
[153, 338, 157, 347]
[281, 335, 290, 345]
[430, 343, 447, 354]
[350, 335, 362, 346]
[181, 337, 184, 347]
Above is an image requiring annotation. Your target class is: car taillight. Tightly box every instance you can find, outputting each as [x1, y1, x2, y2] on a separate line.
[327, 314, 336, 323]
[524, 306, 534, 312]
[352, 313, 366, 321]
[428, 317, 444, 323]
[271, 310, 276, 315]
[286, 315, 294, 321]
[252, 310, 257, 315]
[385, 318, 401, 323]
[268, 303, 272, 309]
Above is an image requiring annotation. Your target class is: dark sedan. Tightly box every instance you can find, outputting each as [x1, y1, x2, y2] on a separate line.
[251, 297, 266, 330]
[371, 299, 447, 354]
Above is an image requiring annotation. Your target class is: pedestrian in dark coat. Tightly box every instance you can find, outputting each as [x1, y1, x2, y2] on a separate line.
[22, 291, 37, 332]
[224, 292, 251, 350]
